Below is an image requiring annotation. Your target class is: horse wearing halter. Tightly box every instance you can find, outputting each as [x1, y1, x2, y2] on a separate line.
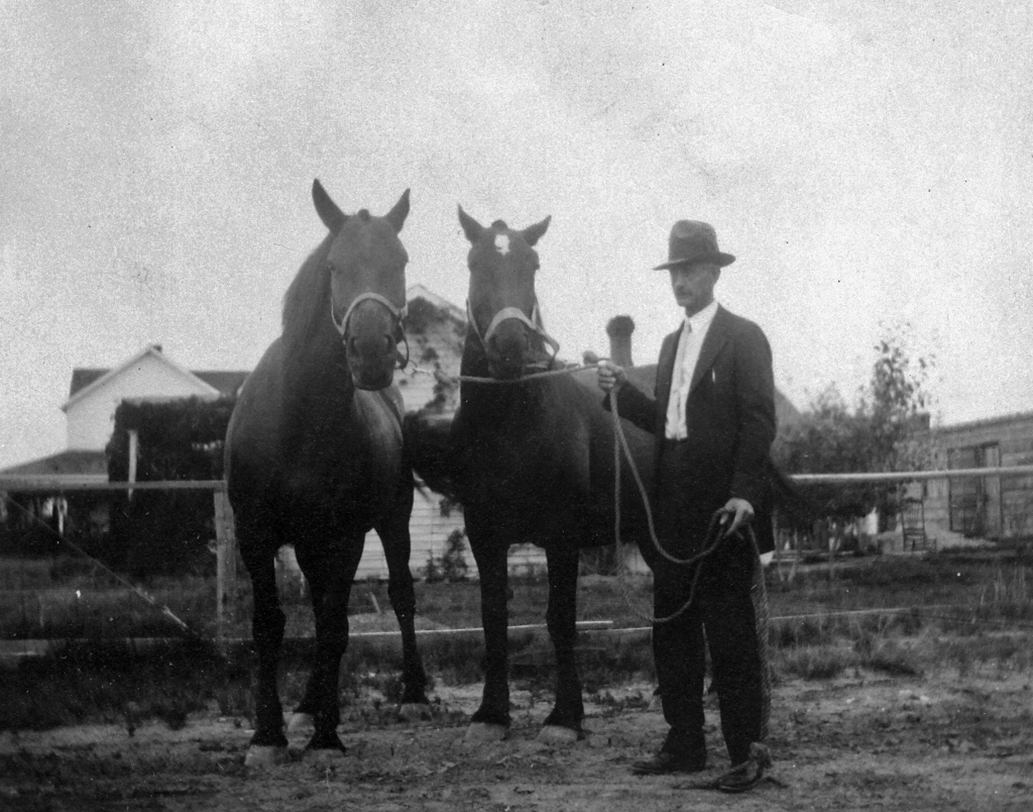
[464, 297, 561, 362]
[331, 291, 411, 369]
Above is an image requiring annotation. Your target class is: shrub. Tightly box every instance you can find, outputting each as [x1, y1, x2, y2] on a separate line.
[424, 530, 469, 582]
[106, 396, 236, 578]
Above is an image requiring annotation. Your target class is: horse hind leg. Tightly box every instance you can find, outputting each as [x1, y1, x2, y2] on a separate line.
[239, 535, 290, 767]
[539, 544, 585, 744]
[377, 515, 431, 719]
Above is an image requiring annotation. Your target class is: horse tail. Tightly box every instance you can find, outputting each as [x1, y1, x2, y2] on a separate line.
[403, 409, 460, 503]
[768, 459, 815, 526]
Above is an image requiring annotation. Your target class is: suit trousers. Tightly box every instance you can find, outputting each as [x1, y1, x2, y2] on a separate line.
[647, 440, 765, 766]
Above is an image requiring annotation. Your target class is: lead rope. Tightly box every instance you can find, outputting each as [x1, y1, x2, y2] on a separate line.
[607, 385, 773, 787]
[607, 386, 771, 765]
[448, 362, 771, 775]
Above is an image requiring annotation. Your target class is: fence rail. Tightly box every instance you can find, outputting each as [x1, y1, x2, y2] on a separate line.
[0, 476, 235, 641]
[4, 466, 1033, 644]
[0, 476, 225, 492]
[789, 465, 1033, 484]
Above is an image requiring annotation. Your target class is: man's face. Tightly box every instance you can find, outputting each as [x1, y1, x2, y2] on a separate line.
[669, 262, 719, 317]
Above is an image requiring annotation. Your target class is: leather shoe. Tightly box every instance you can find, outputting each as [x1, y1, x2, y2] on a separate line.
[631, 751, 706, 775]
[716, 758, 764, 793]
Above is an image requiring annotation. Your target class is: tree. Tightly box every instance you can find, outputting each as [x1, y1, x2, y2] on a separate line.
[862, 328, 935, 472]
[774, 323, 935, 529]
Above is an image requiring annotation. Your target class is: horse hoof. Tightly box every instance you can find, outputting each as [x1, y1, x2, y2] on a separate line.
[398, 702, 433, 722]
[463, 722, 509, 745]
[287, 713, 315, 734]
[245, 745, 290, 768]
[537, 725, 580, 745]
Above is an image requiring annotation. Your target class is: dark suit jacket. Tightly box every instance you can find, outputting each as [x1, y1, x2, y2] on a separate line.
[607, 305, 777, 554]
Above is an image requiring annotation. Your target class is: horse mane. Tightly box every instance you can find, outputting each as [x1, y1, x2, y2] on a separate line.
[281, 232, 334, 359]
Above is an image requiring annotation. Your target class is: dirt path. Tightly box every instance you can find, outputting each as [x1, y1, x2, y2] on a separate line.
[2, 669, 1031, 811]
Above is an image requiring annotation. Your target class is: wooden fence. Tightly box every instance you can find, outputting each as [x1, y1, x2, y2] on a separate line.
[4, 464, 1033, 644]
[0, 476, 235, 641]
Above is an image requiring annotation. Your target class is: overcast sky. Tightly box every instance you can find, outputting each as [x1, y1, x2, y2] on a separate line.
[2, 0, 1031, 469]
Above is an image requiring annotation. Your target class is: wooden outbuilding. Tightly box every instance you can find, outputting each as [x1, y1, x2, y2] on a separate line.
[924, 411, 1033, 540]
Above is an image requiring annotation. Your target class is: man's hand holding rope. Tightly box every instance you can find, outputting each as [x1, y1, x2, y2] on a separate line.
[595, 359, 626, 393]
[719, 497, 754, 537]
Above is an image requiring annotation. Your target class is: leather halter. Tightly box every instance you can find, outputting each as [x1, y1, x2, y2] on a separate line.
[466, 298, 561, 356]
[331, 292, 409, 367]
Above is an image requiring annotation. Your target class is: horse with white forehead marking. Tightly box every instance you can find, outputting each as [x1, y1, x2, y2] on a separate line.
[225, 181, 430, 767]
[407, 206, 655, 743]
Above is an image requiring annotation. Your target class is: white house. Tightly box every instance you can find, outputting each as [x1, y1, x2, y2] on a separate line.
[1, 287, 481, 580]
[9, 286, 691, 579]
[62, 344, 248, 452]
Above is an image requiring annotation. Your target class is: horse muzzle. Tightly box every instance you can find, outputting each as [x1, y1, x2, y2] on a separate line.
[486, 335, 555, 381]
[346, 339, 397, 390]
[472, 299, 560, 381]
[336, 293, 407, 390]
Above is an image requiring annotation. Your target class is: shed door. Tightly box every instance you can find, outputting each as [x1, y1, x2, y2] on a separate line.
[977, 443, 1002, 539]
[948, 446, 978, 535]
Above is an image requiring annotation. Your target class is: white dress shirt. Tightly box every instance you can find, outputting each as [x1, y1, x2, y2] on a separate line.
[664, 300, 719, 440]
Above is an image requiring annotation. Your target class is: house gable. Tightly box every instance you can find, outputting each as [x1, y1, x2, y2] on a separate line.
[395, 286, 468, 413]
[406, 284, 465, 323]
[62, 346, 226, 451]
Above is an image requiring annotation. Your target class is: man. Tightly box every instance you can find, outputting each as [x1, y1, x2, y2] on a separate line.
[597, 220, 775, 793]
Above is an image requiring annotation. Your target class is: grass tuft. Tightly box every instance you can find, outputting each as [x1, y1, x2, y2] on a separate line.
[2, 547, 1032, 731]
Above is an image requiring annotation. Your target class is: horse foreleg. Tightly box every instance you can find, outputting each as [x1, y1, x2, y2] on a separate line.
[467, 540, 511, 742]
[378, 517, 430, 716]
[540, 544, 585, 742]
[240, 542, 289, 764]
[296, 538, 361, 753]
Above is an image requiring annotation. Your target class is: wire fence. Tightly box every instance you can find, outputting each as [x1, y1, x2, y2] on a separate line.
[2, 466, 1032, 649]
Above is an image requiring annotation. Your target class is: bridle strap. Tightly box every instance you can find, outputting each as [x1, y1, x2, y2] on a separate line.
[331, 291, 409, 370]
[466, 299, 561, 355]
[331, 291, 407, 338]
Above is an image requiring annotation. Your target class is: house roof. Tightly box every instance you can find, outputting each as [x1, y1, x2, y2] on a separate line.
[407, 284, 465, 322]
[64, 345, 249, 411]
[59, 289, 801, 427]
[62, 290, 452, 406]
[70, 368, 249, 400]
[0, 449, 108, 477]
[935, 409, 1033, 436]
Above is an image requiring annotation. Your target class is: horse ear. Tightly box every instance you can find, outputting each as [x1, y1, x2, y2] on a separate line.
[312, 179, 347, 232]
[385, 188, 411, 233]
[521, 215, 551, 247]
[458, 205, 485, 244]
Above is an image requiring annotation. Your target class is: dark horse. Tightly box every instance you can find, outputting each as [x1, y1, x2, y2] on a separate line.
[225, 181, 429, 766]
[407, 207, 655, 743]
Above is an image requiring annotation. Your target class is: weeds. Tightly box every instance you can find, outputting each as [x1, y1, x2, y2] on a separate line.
[779, 645, 851, 680]
[2, 549, 1032, 732]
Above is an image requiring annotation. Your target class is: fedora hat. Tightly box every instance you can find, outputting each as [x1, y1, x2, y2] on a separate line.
[653, 220, 735, 270]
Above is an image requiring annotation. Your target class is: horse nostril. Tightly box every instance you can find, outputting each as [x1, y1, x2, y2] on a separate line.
[384, 334, 394, 353]
[347, 336, 358, 354]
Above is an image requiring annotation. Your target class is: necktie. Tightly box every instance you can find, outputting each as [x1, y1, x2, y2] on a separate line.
[666, 322, 692, 440]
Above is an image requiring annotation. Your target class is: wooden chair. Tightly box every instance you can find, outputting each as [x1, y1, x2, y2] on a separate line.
[901, 497, 929, 551]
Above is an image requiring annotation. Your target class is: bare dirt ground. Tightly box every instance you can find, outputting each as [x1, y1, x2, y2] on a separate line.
[2, 666, 1031, 812]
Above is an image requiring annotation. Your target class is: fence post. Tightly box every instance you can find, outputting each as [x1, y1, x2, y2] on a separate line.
[213, 490, 237, 646]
